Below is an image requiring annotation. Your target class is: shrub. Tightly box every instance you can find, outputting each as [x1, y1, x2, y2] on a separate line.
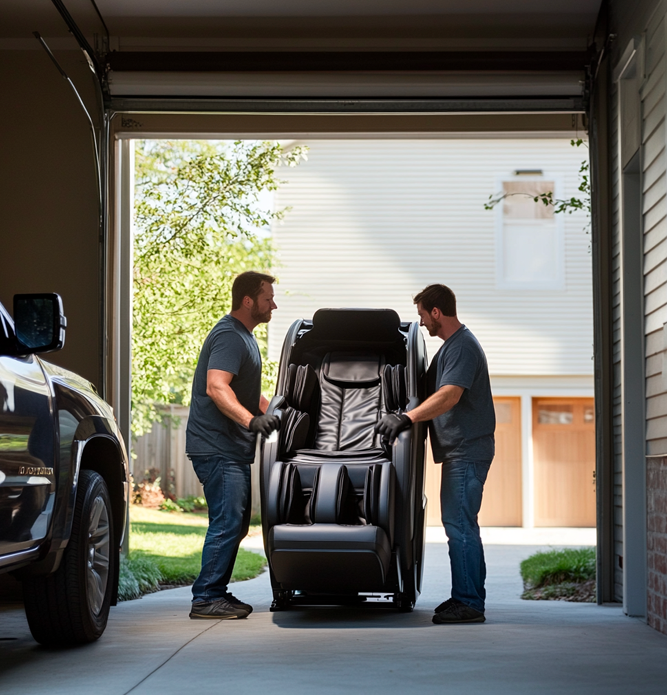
[176, 495, 207, 512]
[118, 555, 163, 601]
[159, 498, 183, 513]
[134, 479, 165, 508]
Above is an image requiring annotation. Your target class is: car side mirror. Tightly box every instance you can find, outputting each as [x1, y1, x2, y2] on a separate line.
[13, 293, 67, 354]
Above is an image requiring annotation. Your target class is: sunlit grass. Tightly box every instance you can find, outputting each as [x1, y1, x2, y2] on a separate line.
[128, 506, 265, 585]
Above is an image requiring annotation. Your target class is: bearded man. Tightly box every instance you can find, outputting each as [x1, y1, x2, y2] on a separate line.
[375, 283, 495, 624]
[186, 271, 280, 620]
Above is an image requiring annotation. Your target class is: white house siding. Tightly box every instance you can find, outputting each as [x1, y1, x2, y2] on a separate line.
[610, 0, 667, 605]
[643, 15, 667, 457]
[269, 138, 594, 383]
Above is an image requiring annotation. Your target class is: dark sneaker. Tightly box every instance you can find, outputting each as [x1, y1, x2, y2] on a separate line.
[434, 597, 455, 613]
[224, 592, 253, 615]
[189, 597, 249, 620]
[432, 600, 485, 624]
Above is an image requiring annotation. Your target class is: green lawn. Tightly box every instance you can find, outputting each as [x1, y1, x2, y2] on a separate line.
[125, 506, 266, 592]
[520, 548, 596, 602]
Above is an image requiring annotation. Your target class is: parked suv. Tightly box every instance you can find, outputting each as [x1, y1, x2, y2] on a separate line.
[0, 293, 129, 645]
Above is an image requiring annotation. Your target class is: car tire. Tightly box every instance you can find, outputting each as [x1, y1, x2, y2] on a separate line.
[23, 470, 115, 646]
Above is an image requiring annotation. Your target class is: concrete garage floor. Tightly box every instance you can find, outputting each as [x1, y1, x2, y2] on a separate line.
[1, 541, 666, 695]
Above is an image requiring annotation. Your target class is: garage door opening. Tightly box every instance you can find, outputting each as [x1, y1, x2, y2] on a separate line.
[111, 122, 594, 546]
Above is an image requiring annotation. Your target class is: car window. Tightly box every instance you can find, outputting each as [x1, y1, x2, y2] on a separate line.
[0, 302, 16, 355]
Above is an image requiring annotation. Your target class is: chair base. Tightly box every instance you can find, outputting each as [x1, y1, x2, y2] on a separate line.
[269, 524, 391, 593]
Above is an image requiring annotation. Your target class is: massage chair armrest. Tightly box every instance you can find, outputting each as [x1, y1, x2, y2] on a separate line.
[261, 395, 287, 467]
[392, 396, 421, 461]
[391, 406, 414, 544]
[266, 394, 286, 416]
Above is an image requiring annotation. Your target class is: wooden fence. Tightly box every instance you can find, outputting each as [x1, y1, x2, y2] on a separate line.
[132, 405, 261, 516]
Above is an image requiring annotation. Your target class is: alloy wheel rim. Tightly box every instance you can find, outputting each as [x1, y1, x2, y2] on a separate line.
[86, 495, 110, 616]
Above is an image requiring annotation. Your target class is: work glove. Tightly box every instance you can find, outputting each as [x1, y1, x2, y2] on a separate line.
[249, 413, 281, 437]
[374, 413, 412, 444]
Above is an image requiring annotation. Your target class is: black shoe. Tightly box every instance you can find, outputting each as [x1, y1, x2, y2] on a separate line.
[432, 600, 485, 624]
[189, 597, 249, 620]
[224, 592, 253, 615]
[434, 597, 455, 613]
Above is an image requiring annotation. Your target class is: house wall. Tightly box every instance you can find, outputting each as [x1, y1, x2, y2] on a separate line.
[269, 138, 593, 379]
[609, 0, 667, 630]
[0, 49, 102, 389]
[647, 455, 667, 632]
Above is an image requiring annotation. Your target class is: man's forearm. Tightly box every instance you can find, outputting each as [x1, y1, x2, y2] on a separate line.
[208, 383, 254, 428]
[407, 385, 463, 423]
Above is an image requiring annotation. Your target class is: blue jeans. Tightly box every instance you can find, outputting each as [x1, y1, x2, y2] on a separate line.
[440, 459, 491, 612]
[190, 457, 251, 603]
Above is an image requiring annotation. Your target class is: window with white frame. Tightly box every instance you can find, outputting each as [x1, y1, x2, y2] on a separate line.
[496, 179, 564, 290]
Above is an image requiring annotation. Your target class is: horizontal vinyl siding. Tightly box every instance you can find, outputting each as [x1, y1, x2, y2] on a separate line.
[270, 139, 594, 377]
[643, 22, 667, 457]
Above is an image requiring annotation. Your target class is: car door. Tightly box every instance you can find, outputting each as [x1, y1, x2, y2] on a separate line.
[0, 305, 56, 557]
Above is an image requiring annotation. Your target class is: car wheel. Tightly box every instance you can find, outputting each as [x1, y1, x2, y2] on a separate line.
[23, 470, 115, 646]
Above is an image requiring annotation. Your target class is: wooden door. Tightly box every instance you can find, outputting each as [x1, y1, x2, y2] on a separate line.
[478, 397, 522, 526]
[533, 398, 596, 527]
[424, 397, 522, 527]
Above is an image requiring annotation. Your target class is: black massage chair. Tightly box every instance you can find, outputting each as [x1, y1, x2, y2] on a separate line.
[260, 308, 428, 611]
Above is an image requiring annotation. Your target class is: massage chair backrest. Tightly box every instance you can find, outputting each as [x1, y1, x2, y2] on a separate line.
[279, 354, 409, 456]
[315, 351, 385, 451]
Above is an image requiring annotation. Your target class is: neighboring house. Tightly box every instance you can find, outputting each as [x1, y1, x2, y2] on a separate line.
[269, 138, 594, 529]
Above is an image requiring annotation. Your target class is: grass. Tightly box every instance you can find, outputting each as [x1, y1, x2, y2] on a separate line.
[118, 506, 266, 601]
[520, 548, 596, 602]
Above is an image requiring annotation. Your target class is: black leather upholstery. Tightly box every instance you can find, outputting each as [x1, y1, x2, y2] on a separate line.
[322, 352, 381, 386]
[278, 407, 310, 456]
[311, 464, 357, 524]
[267, 458, 393, 535]
[382, 364, 408, 413]
[286, 363, 320, 413]
[269, 524, 392, 591]
[315, 352, 384, 451]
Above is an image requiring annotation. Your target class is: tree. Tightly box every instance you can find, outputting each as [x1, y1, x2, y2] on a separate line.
[484, 139, 590, 226]
[132, 140, 307, 437]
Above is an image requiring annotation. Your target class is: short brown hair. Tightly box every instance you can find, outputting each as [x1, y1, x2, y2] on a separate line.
[231, 271, 276, 310]
[413, 284, 457, 317]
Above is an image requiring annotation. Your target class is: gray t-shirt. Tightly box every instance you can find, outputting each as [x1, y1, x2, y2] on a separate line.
[186, 315, 262, 463]
[429, 325, 495, 463]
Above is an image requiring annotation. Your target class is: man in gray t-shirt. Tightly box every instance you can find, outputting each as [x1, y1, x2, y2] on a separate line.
[375, 283, 495, 625]
[186, 271, 280, 621]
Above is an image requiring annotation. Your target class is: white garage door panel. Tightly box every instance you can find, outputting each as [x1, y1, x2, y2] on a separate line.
[108, 70, 585, 98]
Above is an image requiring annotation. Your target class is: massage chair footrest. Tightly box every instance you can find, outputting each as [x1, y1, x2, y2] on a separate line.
[269, 523, 391, 592]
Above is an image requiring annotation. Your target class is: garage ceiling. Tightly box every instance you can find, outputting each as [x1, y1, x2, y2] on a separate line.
[2, 0, 602, 48]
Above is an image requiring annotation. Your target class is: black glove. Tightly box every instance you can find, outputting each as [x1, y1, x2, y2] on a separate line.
[374, 413, 412, 443]
[249, 413, 281, 437]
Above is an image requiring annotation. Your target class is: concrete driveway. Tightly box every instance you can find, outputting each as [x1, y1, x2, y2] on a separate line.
[1, 541, 665, 695]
